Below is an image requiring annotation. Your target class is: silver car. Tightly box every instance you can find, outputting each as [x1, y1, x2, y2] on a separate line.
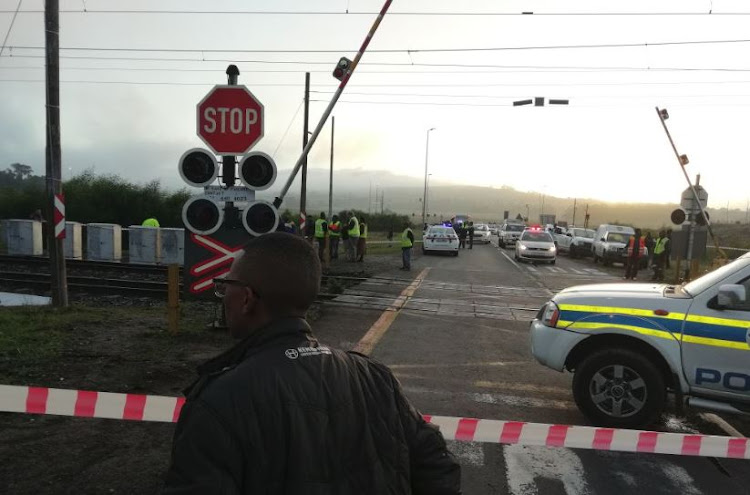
[515, 228, 557, 264]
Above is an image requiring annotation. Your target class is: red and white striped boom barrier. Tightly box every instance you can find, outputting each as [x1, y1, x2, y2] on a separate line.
[1, 385, 746, 460]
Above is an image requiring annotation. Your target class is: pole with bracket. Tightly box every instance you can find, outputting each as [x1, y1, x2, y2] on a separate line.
[45, 0, 68, 307]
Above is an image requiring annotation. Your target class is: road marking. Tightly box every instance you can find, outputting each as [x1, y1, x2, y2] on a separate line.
[504, 444, 589, 495]
[474, 380, 570, 395]
[526, 265, 538, 272]
[389, 361, 527, 370]
[699, 412, 745, 438]
[351, 268, 430, 355]
[500, 250, 522, 271]
[471, 392, 575, 411]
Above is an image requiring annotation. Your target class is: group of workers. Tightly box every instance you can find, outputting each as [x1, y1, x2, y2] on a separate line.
[452, 221, 475, 249]
[623, 229, 672, 281]
[279, 212, 416, 270]
[279, 211, 368, 263]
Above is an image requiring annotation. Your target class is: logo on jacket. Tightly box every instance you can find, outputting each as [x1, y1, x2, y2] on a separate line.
[285, 349, 299, 359]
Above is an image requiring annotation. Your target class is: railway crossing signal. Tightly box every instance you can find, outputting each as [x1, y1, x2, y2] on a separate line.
[180, 70, 280, 298]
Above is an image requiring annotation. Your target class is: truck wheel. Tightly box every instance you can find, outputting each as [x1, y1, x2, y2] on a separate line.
[570, 246, 577, 259]
[593, 253, 598, 264]
[573, 349, 666, 429]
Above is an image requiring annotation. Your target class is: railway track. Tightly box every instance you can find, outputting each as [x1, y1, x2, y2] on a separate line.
[0, 271, 173, 299]
[0, 254, 181, 275]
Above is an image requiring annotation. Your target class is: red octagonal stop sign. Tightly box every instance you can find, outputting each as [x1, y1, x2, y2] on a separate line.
[197, 85, 264, 155]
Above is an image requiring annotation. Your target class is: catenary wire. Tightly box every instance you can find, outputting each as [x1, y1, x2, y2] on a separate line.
[6, 38, 750, 54]
[4, 54, 750, 73]
[2, 9, 750, 16]
[6, 65, 750, 88]
[0, 0, 23, 58]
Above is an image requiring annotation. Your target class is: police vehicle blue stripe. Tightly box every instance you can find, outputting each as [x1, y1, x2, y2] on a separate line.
[559, 310, 747, 345]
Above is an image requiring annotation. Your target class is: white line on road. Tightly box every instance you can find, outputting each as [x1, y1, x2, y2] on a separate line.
[500, 250, 522, 271]
[504, 444, 589, 495]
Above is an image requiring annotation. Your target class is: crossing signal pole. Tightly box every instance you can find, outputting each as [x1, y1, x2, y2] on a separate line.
[300, 72, 310, 238]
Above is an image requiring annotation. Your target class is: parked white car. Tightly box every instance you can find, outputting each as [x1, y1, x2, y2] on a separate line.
[555, 227, 596, 258]
[422, 226, 459, 256]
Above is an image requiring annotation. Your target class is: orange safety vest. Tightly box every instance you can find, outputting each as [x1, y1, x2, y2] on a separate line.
[627, 236, 645, 257]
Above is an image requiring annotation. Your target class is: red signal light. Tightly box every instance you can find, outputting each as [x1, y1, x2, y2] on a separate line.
[332, 57, 352, 81]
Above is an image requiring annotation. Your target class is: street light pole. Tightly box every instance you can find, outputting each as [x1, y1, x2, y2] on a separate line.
[421, 127, 435, 228]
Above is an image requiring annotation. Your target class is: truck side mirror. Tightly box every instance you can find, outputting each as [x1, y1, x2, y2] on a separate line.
[600, 237, 605, 242]
[717, 284, 746, 308]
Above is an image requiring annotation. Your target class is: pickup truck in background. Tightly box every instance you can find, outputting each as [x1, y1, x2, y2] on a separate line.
[530, 252, 750, 428]
[555, 227, 596, 258]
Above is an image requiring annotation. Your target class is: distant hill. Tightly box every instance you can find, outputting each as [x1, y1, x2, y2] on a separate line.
[264, 169, 749, 230]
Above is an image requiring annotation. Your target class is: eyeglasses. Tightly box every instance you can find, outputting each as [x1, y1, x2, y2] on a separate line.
[213, 278, 257, 299]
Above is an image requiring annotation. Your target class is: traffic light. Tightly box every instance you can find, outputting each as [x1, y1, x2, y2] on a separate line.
[178, 148, 218, 187]
[242, 200, 280, 237]
[238, 152, 277, 190]
[182, 196, 224, 235]
[332, 57, 352, 81]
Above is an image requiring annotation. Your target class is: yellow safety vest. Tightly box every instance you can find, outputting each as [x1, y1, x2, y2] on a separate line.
[401, 228, 413, 248]
[654, 237, 667, 255]
[329, 221, 341, 238]
[348, 217, 360, 237]
[360, 223, 368, 239]
[315, 218, 326, 238]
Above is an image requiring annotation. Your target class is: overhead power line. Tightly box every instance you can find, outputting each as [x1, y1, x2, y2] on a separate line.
[5, 65, 750, 87]
[6, 38, 750, 54]
[4, 53, 750, 73]
[0, 0, 23, 58]
[2, 9, 750, 16]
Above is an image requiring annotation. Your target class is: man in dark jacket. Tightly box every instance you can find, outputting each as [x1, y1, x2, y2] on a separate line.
[163, 233, 461, 494]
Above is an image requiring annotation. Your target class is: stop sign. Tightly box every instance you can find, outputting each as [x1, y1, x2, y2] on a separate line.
[197, 85, 264, 155]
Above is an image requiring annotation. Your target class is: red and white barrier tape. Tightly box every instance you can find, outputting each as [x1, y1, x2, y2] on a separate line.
[1, 385, 747, 460]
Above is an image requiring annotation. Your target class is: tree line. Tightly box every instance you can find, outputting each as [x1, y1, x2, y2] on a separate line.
[1, 164, 412, 231]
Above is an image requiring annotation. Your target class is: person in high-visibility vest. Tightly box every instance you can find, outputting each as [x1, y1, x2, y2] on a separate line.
[346, 212, 360, 262]
[400, 222, 414, 271]
[314, 212, 328, 262]
[329, 215, 341, 259]
[356, 216, 368, 262]
[142, 217, 160, 228]
[651, 230, 668, 281]
[624, 228, 645, 280]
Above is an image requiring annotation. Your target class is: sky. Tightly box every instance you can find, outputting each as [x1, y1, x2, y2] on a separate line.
[1, 0, 750, 210]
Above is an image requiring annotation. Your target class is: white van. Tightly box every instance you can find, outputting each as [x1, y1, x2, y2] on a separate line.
[591, 224, 635, 266]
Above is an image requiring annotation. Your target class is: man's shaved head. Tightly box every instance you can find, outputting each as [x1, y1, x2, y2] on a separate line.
[234, 233, 321, 317]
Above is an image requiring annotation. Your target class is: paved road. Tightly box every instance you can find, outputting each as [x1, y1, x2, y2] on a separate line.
[313, 240, 749, 495]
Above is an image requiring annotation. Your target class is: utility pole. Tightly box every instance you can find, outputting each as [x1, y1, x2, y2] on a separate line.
[368, 182, 372, 214]
[300, 72, 310, 237]
[328, 116, 334, 220]
[381, 190, 384, 214]
[584, 204, 590, 229]
[572, 198, 577, 226]
[45, 0, 68, 307]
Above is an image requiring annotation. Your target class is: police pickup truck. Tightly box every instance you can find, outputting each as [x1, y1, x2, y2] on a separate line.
[530, 252, 750, 428]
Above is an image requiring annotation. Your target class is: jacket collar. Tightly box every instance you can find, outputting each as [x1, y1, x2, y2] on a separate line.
[196, 317, 315, 377]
